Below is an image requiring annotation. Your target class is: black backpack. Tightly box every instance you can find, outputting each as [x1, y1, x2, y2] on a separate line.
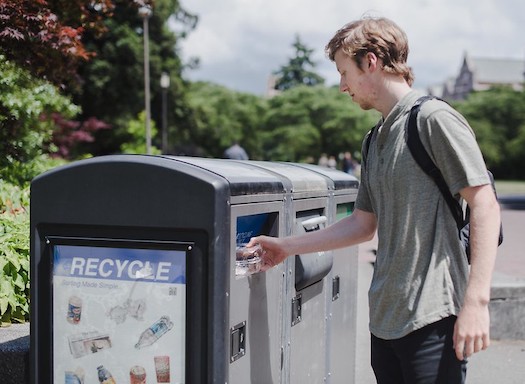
[365, 95, 503, 262]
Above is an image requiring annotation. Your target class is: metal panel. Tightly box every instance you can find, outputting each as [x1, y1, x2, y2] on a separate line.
[228, 202, 287, 384]
[289, 204, 331, 384]
[327, 244, 358, 384]
[326, 197, 358, 384]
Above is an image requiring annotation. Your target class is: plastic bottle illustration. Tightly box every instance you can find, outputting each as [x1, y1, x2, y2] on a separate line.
[135, 316, 174, 349]
[97, 365, 116, 384]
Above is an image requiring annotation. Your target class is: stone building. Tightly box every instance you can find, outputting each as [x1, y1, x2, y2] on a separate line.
[432, 53, 525, 100]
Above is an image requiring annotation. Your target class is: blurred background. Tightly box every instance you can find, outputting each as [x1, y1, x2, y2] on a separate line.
[1, 0, 524, 325]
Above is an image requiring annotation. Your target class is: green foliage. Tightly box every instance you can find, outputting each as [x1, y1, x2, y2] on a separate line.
[0, 155, 67, 325]
[1, 155, 68, 187]
[263, 87, 321, 161]
[273, 35, 325, 91]
[0, 56, 79, 183]
[262, 85, 379, 162]
[73, 0, 197, 156]
[186, 82, 267, 158]
[454, 87, 525, 179]
[0, 181, 30, 325]
[120, 112, 161, 154]
[185, 82, 379, 163]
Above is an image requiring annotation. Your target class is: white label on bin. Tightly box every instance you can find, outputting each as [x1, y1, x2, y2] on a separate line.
[52, 244, 186, 383]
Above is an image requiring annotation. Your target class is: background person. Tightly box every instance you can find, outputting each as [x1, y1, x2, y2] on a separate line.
[342, 151, 356, 174]
[223, 141, 249, 160]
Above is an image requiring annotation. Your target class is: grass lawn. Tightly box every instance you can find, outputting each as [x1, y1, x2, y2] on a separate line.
[495, 180, 525, 195]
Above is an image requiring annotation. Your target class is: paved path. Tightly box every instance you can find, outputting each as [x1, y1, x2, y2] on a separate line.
[492, 209, 525, 284]
[355, 207, 525, 383]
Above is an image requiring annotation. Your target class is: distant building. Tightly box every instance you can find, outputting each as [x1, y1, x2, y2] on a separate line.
[265, 74, 281, 98]
[430, 52, 525, 100]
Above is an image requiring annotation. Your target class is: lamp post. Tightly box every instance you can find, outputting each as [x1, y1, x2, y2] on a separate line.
[160, 72, 170, 154]
[139, 5, 152, 154]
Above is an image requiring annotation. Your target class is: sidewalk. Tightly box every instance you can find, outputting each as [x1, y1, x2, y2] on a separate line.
[355, 207, 525, 384]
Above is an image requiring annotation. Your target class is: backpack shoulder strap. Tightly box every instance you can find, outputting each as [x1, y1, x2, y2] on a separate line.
[363, 121, 381, 165]
[405, 96, 465, 230]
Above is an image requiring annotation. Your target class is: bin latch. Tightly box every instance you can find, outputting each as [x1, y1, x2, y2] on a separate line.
[332, 275, 340, 301]
[291, 293, 302, 326]
[230, 321, 246, 363]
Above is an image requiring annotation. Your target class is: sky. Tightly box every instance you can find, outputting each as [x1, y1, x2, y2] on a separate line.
[177, 0, 525, 96]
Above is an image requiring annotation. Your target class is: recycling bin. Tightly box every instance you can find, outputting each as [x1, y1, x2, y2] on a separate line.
[292, 164, 360, 384]
[249, 162, 359, 384]
[30, 155, 359, 384]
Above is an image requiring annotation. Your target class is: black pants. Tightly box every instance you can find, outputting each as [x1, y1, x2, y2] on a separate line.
[371, 316, 467, 384]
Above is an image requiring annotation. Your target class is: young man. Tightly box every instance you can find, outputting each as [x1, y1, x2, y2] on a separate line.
[248, 17, 501, 383]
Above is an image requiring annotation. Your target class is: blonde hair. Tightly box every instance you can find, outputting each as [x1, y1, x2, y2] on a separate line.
[325, 17, 414, 86]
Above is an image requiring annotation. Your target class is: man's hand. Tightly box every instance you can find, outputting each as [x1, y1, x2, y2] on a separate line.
[453, 183, 499, 360]
[453, 301, 490, 360]
[246, 236, 289, 271]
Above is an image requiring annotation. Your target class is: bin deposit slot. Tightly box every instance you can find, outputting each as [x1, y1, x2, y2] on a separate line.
[230, 321, 246, 363]
[295, 215, 333, 291]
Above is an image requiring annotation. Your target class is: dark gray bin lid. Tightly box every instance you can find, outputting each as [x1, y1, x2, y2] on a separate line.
[165, 156, 286, 196]
[288, 163, 359, 190]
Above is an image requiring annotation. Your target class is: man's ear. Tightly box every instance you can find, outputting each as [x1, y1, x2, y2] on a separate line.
[366, 52, 379, 71]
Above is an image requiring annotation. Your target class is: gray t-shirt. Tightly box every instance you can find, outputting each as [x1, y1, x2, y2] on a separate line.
[356, 91, 490, 340]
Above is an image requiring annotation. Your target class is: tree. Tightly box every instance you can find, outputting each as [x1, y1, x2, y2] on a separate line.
[1, 0, 199, 159]
[183, 81, 379, 163]
[185, 82, 266, 158]
[273, 35, 325, 91]
[0, 55, 78, 183]
[0, 0, 158, 162]
[262, 86, 322, 161]
[71, 0, 198, 156]
[261, 85, 378, 163]
[120, 111, 161, 154]
[0, 0, 117, 90]
[454, 87, 525, 179]
[48, 114, 111, 159]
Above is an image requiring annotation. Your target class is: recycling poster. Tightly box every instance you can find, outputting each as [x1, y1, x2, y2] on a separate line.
[52, 244, 186, 383]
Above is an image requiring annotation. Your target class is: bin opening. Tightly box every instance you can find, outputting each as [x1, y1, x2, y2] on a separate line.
[236, 212, 278, 246]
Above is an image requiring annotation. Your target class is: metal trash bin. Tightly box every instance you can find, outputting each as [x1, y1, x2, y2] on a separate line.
[30, 155, 359, 384]
[291, 163, 359, 384]
[249, 161, 359, 384]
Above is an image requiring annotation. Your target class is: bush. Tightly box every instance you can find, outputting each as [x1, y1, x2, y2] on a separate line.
[0, 181, 30, 325]
[0, 155, 66, 325]
[0, 154, 67, 187]
[0, 55, 79, 179]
